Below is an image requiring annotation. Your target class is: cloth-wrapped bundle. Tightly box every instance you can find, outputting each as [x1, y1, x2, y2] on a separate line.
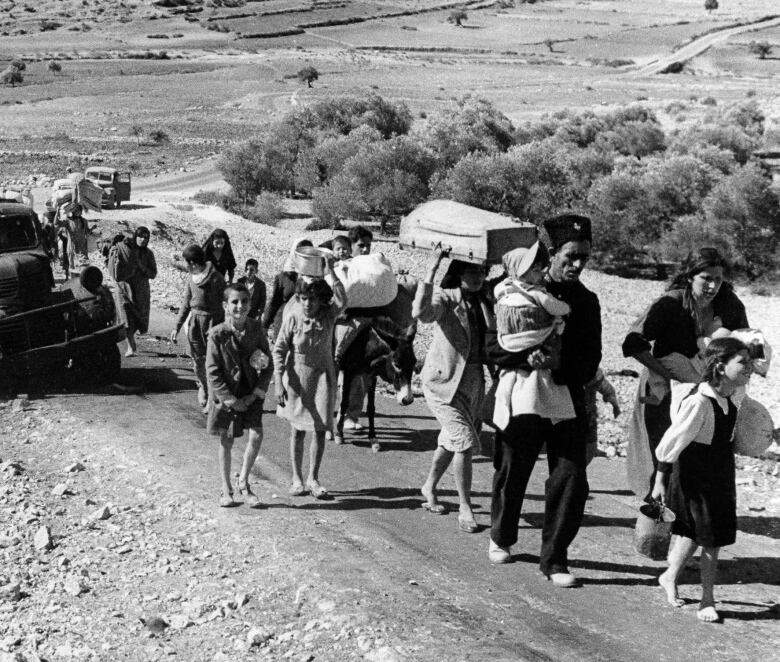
[341, 253, 397, 309]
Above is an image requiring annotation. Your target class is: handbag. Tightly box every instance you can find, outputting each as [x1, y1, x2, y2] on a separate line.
[634, 499, 676, 561]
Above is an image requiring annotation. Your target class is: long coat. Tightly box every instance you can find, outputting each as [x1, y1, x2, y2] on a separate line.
[413, 281, 493, 404]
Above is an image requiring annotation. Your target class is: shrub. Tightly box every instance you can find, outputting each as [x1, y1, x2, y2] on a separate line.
[247, 191, 284, 226]
[416, 94, 516, 169]
[748, 41, 772, 60]
[297, 65, 319, 88]
[1, 68, 23, 86]
[47, 60, 62, 73]
[147, 128, 170, 144]
[39, 19, 62, 31]
[9, 58, 25, 71]
[724, 100, 764, 137]
[448, 10, 467, 27]
[305, 94, 412, 139]
[669, 124, 757, 165]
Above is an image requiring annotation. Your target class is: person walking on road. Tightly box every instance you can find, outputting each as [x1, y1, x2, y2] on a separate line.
[273, 259, 347, 499]
[651, 337, 752, 623]
[622, 248, 748, 499]
[487, 214, 601, 588]
[262, 238, 312, 340]
[237, 258, 267, 321]
[170, 245, 226, 410]
[414, 249, 493, 534]
[206, 283, 273, 508]
[203, 228, 237, 284]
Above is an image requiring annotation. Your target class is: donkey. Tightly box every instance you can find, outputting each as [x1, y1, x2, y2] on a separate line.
[334, 286, 417, 450]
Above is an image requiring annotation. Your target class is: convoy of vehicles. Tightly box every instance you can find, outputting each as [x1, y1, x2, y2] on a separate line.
[84, 167, 131, 209]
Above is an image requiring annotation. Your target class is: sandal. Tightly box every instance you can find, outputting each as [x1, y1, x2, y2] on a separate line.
[306, 480, 328, 500]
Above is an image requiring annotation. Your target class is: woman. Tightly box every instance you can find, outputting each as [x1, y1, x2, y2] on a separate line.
[413, 249, 493, 534]
[131, 226, 157, 346]
[108, 232, 141, 357]
[262, 238, 313, 339]
[623, 247, 748, 499]
[203, 228, 237, 284]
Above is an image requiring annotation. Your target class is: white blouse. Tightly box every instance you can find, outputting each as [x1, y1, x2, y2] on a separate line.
[655, 382, 733, 464]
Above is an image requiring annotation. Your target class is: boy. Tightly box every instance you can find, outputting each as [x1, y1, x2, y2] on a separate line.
[348, 226, 372, 256]
[331, 235, 352, 263]
[237, 258, 267, 321]
[206, 283, 273, 507]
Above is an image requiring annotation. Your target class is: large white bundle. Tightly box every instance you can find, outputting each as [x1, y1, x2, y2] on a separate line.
[342, 253, 397, 309]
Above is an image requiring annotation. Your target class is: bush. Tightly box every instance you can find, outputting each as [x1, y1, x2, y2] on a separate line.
[39, 19, 62, 31]
[304, 94, 412, 139]
[47, 60, 62, 73]
[248, 191, 284, 226]
[147, 128, 170, 144]
[1, 68, 23, 86]
[669, 124, 757, 165]
[9, 58, 25, 71]
[416, 95, 516, 169]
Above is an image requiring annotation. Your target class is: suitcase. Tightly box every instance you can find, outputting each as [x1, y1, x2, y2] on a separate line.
[399, 199, 537, 265]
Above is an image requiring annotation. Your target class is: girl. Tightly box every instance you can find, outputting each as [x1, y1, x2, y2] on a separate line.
[413, 250, 493, 534]
[203, 228, 237, 284]
[651, 337, 753, 623]
[273, 259, 346, 498]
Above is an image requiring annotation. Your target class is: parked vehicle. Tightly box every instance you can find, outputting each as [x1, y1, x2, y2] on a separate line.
[0, 200, 123, 390]
[83, 167, 131, 209]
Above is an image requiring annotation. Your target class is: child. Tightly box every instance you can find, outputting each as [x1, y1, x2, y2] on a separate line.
[237, 258, 267, 321]
[206, 283, 273, 507]
[170, 245, 226, 409]
[331, 235, 352, 264]
[652, 337, 753, 623]
[262, 238, 313, 340]
[273, 261, 346, 498]
[491, 242, 576, 430]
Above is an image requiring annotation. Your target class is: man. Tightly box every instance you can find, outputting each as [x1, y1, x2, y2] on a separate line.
[487, 214, 602, 588]
[237, 258, 267, 321]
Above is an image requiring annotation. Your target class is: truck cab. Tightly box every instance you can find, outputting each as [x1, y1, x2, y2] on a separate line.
[83, 167, 131, 209]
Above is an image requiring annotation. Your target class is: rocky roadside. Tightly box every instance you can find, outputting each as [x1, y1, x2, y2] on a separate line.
[0, 397, 432, 662]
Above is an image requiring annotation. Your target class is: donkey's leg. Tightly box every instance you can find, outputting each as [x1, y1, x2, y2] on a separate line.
[368, 374, 380, 452]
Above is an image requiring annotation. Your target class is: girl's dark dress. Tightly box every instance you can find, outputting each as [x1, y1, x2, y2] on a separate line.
[667, 392, 738, 548]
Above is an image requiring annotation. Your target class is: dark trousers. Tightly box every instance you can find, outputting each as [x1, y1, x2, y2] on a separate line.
[491, 414, 589, 575]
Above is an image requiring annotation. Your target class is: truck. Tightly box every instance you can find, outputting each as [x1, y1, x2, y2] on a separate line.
[83, 167, 131, 209]
[0, 200, 124, 391]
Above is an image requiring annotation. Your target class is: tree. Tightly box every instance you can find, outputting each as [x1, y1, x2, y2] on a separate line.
[128, 123, 144, 144]
[306, 93, 412, 138]
[543, 38, 555, 53]
[704, 0, 718, 13]
[1, 68, 23, 87]
[447, 10, 467, 27]
[748, 41, 772, 60]
[9, 58, 25, 72]
[47, 60, 62, 74]
[147, 128, 170, 145]
[297, 66, 319, 88]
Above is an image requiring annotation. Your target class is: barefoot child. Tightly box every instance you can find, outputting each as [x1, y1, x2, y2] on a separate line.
[652, 337, 753, 622]
[206, 283, 273, 507]
[273, 259, 346, 498]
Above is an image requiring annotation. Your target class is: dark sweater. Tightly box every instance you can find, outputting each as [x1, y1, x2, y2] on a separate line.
[175, 262, 226, 331]
[622, 286, 748, 359]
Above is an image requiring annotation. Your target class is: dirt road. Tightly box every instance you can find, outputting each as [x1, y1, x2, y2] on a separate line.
[31, 306, 777, 662]
[634, 14, 780, 75]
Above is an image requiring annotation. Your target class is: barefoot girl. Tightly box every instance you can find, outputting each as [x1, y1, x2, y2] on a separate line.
[273, 256, 346, 498]
[652, 337, 753, 622]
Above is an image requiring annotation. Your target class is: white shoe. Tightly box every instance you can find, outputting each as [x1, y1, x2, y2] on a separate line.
[546, 572, 578, 588]
[343, 418, 363, 431]
[488, 539, 511, 564]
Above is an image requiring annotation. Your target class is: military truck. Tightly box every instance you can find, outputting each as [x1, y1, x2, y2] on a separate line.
[0, 200, 123, 390]
[83, 167, 131, 209]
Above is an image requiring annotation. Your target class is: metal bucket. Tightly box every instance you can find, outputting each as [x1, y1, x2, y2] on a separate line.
[634, 501, 676, 560]
[294, 247, 326, 277]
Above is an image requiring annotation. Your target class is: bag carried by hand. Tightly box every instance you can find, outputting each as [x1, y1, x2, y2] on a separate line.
[634, 499, 676, 561]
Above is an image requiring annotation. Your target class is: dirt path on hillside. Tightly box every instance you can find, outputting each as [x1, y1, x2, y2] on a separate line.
[634, 14, 780, 75]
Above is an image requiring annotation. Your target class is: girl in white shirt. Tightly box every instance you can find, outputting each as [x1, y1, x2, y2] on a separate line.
[651, 337, 753, 623]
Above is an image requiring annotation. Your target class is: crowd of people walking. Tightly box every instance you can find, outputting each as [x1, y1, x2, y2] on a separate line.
[96, 211, 770, 626]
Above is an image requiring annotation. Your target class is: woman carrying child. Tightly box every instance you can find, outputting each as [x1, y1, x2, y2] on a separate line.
[413, 249, 494, 534]
[206, 283, 273, 507]
[651, 337, 753, 623]
[273, 255, 347, 498]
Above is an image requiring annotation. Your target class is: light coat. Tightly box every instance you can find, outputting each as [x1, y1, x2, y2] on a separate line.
[413, 281, 493, 404]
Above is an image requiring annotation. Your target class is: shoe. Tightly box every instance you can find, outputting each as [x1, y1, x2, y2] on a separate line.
[546, 572, 578, 588]
[488, 540, 511, 564]
[343, 418, 363, 431]
[458, 516, 479, 533]
[219, 492, 234, 508]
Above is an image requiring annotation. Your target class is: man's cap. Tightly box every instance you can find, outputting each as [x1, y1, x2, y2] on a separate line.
[542, 214, 592, 250]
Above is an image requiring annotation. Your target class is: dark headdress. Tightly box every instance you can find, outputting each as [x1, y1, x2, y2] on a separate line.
[542, 214, 592, 250]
